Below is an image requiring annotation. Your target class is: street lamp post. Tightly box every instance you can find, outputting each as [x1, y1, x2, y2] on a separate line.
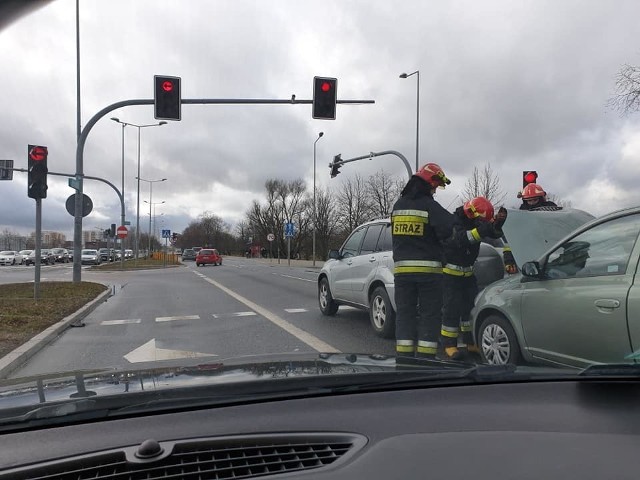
[312, 132, 324, 267]
[399, 70, 420, 171]
[144, 201, 165, 256]
[110, 119, 167, 261]
[139, 176, 166, 255]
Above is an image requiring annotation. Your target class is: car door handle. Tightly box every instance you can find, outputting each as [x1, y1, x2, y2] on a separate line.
[594, 299, 620, 309]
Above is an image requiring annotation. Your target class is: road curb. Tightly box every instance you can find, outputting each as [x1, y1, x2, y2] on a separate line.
[0, 287, 112, 379]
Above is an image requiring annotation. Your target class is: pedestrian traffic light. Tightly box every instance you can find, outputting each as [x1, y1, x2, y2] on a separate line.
[523, 171, 538, 188]
[154, 75, 181, 121]
[312, 76, 337, 120]
[330, 154, 342, 178]
[27, 145, 48, 199]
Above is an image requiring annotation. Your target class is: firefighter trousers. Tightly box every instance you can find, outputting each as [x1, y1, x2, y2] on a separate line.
[394, 274, 443, 356]
[441, 273, 478, 347]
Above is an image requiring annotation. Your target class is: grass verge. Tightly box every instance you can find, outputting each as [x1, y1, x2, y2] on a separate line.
[0, 282, 108, 359]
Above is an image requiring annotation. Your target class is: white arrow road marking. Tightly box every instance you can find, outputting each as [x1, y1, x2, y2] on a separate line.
[124, 339, 216, 363]
[156, 315, 201, 322]
[284, 308, 307, 313]
[196, 273, 339, 353]
[101, 319, 141, 325]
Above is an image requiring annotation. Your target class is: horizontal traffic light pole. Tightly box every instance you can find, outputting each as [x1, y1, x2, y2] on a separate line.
[330, 150, 413, 180]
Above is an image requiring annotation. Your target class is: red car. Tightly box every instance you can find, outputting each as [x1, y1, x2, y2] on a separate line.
[195, 248, 222, 266]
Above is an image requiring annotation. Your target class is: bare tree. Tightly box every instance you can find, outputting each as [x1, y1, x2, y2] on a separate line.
[461, 163, 507, 207]
[335, 174, 373, 235]
[366, 169, 404, 218]
[608, 64, 640, 115]
[546, 193, 572, 208]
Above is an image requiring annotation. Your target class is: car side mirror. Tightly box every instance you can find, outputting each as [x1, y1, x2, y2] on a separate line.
[328, 249, 341, 260]
[521, 261, 542, 278]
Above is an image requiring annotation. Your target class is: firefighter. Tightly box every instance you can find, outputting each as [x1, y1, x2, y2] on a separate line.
[439, 197, 508, 361]
[391, 163, 455, 359]
[519, 183, 558, 210]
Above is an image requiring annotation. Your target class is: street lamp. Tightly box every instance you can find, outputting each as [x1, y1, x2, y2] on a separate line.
[143, 200, 165, 256]
[110, 118, 167, 261]
[312, 132, 324, 267]
[139, 175, 166, 254]
[399, 70, 420, 171]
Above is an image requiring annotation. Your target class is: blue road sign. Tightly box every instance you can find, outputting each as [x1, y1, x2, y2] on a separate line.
[285, 222, 295, 237]
[161, 229, 171, 239]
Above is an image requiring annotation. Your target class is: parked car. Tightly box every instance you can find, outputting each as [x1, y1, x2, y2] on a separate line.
[195, 248, 223, 266]
[17, 250, 32, 264]
[182, 248, 196, 261]
[0, 251, 19, 266]
[50, 248, 70, 263]
[80, 249, 101, 265]
[469, 207, 640, 368]
[26, 249, 54, 266]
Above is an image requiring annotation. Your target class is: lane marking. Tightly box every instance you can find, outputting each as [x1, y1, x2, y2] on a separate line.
[284, 308, 308, 313]
[212, 311, 257, 318]
[273, 273, 315, 283]
[101, 319, 141, 325]
[124, 338, 216, 363]
[156, 315, 201, 323]
[196, 273, 339, 353]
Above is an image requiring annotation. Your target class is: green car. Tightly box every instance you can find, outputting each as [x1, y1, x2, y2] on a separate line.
[472, 206, 640, 368]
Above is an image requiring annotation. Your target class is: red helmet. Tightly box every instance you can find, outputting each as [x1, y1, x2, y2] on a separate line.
[521, 183, 546, 200]
[414, 163, 451, 189]
[463, 196, 494, 221]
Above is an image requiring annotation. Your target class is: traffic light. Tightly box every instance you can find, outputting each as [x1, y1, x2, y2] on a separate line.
[110, 224, 116, 238]
[523, 170, 538, 188]
[330, 154, 342, 178]
[27, 145, 48, 199]
[312, 76, 337, 120]
[154, 75, 181, 121]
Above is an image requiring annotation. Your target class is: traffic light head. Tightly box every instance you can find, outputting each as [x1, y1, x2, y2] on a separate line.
[154, 75, 181, 121]
[27, 145, 48, 199]
[330, 154, 342, 178]
[522, 170, 538, 188]
[313, 76, 337, 120]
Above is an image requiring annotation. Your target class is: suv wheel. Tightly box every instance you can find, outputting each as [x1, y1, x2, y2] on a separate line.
[369, 286, 396, 338]
[478, 314, 521, 365]
[318, 277, 339, 316]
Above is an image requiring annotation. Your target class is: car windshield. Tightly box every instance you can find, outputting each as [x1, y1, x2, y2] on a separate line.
[2, 0, 640, 430]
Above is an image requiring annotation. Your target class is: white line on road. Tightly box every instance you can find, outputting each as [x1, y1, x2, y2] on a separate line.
[212, 311, 257, 318]
[101, 319, 142, 325]
[273, 273, 315, 283]
[196, 273, 340, 353]
[156, 315, 201, 322]
[284, 308, 308, 313]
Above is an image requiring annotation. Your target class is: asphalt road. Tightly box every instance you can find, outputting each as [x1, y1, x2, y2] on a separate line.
[2, 258, 396, 378]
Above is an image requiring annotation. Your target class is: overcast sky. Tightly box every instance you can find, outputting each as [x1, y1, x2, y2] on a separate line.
[2, 0, 640, 240]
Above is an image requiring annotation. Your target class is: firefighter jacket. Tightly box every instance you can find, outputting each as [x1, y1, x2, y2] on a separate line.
[391, 193, 455, 276]
[443, 208, 480, 272]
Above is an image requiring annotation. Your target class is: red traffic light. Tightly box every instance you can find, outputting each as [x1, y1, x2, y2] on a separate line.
[524, 172, 537, 184]
[162, 81, 174, 92]
[29, 146, 48, 161]
[321, 82, 331, 92]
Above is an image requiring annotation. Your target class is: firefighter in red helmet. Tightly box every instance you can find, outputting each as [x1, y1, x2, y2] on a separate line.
[391, 164, 497, 359]
[519, 183, 558, 210]
[439, 196, 507, 361]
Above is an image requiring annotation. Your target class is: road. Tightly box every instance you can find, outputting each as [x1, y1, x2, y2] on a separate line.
[1, 258, 396, 378]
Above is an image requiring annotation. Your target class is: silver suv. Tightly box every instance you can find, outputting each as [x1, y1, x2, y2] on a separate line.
[317, 218, 505, 338]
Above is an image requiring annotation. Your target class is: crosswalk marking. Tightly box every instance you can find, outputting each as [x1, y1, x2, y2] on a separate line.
[156, 315, 201, 322]
[100, 319, 141, 325]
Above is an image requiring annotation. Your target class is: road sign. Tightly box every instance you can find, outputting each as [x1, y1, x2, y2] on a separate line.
[267, 233, 275, 242]
[162, 229, 171, 239]
[285, 222, 295, 237]
[0, 160, 14, 180]
[65, 194, 93, 217]
[117, 226, 128, 239]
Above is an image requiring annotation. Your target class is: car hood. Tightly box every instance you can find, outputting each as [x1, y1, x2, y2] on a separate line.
[501, 207, 594, 268]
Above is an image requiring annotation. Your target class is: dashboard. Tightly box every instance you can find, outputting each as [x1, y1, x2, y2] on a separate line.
[0, 379, 638, 478]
